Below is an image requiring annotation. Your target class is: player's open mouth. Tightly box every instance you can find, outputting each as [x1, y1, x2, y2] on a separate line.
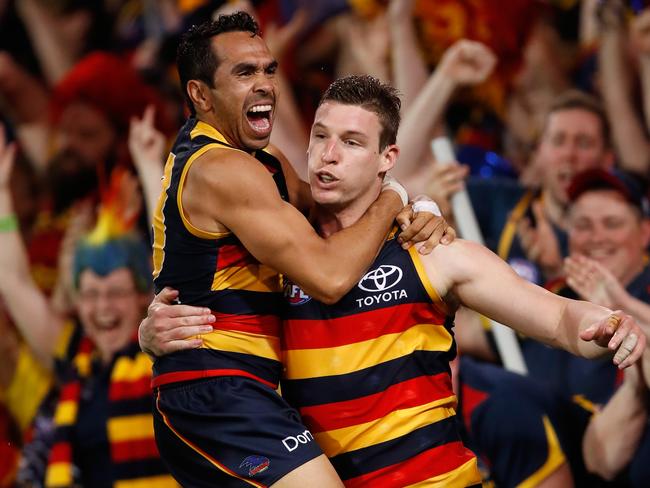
[246, 104, 272, 135]
[316, 171, 338, 185]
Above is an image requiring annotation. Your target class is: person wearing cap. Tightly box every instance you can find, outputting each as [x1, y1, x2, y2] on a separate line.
[493, 168, 650, 486]
[516, 167, 650, 406]
[520, 168, 650, 404]
[452, 168, 650, 488]
[565, 168, 650, 485]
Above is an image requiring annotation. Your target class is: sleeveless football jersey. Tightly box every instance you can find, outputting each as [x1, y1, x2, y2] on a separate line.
[282, 231, 481, 487]
[151, 118, 287, 389]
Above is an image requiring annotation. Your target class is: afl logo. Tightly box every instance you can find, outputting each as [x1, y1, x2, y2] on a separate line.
[358, 265, 403, 292]
[284, 282, 312, 305]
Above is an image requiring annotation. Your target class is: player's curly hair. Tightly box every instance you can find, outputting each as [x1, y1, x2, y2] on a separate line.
[177, 12, 260, 114]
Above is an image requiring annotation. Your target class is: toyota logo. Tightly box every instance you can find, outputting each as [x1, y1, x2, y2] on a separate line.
[358, 265, 403, 292]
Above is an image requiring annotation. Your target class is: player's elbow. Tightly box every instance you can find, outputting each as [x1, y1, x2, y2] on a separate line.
[303, 269, 352, 304]
[584, 452, 620, 481]
[310, 279, 348, 305]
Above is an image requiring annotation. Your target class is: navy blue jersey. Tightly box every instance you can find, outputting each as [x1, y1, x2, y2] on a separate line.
[151, 118, 288, 389]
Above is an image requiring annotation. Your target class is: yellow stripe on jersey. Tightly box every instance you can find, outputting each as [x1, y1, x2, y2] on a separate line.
[211, 263, 282, 293]
[112, 353, 152, 382]
[191, 121, 232, 146]
[153, 153, 176, 279]
[115, 475, 179, 488]
[407, 247, 449, 316]
[45, 463, 73, 487]
[177, 143, 232, 240]
[404, 457, 482, 488]
[107, 414, 155, 442]
[200, 329, 281, 361]
[517, 416, 567, 488]
[53, 400, 78, 426]
[315, 401, 457, 456]
[285, 323, 453, 380]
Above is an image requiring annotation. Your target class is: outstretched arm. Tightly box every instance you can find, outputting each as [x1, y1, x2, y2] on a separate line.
[424, 240, 645, 367]
[0, 131, 62, 368]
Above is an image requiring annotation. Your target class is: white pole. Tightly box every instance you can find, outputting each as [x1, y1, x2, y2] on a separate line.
[431, 137, 528, 375]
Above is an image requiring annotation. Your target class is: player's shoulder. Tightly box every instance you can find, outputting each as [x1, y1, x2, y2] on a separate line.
[184, 146, 283, 206]
[192, 145, 273, 181]
[424, 238, 483, 261]
[420, 239, 490, 278]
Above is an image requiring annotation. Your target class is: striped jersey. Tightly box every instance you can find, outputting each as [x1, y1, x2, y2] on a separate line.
[151, 118, 287, 389]
[282, 231, 481, 487]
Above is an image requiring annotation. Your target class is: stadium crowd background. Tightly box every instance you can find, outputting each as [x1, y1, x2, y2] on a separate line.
[1, 0, 650, 486]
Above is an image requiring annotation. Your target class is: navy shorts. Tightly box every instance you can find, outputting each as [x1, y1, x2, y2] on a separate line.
[153, 376, 323, 487]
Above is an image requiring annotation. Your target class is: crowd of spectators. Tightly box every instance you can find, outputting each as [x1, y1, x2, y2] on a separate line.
[1, 0, 650, 486]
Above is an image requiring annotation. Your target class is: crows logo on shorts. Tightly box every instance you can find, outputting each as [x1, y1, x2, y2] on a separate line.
[239, 455, 270, 477]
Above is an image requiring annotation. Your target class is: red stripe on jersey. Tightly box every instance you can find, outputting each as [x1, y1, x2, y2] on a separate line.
[210, 312, 281, 337]
[300, 373, 453, 433]
[150, 368, 277, 389]
[344, 441, 476, 488]
[111, 438, 160, 462]
[283, 302, 447, 350]
[49, 443, 72, 464]
[215, 244, 256, 269]
[110, 377, 151, 401]
[59, 383, 81, 402]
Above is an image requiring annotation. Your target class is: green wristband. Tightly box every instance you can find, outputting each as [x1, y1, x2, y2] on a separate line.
[0, 214, 18, 232]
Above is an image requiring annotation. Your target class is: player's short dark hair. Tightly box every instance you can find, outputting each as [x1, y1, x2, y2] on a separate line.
[319, 75, 402, 151]
[543, 90, 611, 148]
[177, 12, 260, 114]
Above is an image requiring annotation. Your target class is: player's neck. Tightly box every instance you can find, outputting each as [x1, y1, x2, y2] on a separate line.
[314, 192, 379, 237]
[314, 206, 365, 237]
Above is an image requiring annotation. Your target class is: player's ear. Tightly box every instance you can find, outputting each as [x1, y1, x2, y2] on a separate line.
[379, 144, 399, 175]
[187, 80, 212, 113]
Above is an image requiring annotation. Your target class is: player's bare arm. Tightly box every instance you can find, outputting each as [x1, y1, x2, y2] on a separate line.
[422, 239, 646, 368]
[183, 147, 401, 303]
[271, 143, 453, 251]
